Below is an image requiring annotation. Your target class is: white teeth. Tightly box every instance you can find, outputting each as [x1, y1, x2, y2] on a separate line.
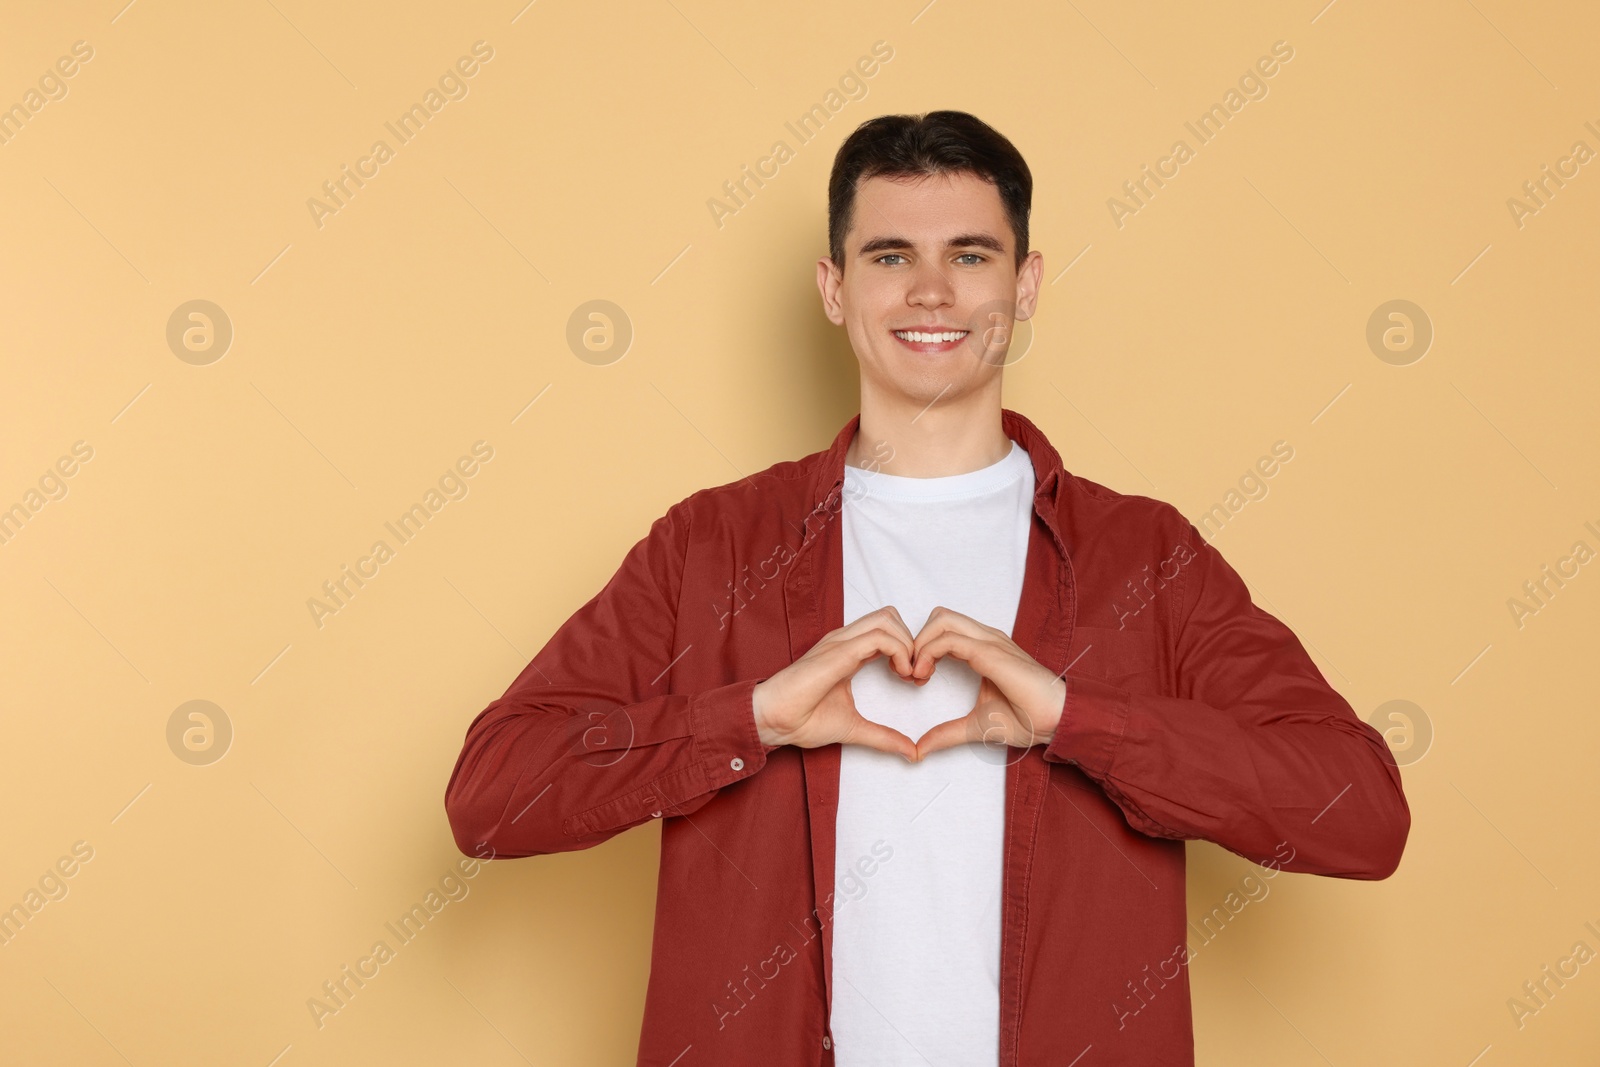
[894, 330, 968, 343]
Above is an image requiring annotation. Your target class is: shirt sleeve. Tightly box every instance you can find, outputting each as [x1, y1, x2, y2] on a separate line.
[443, 499, 776, 859]
[1042, 519, 1411, 879]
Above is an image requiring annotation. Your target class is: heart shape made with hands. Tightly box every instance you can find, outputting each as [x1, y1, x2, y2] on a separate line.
[897, 606, 1068, 762]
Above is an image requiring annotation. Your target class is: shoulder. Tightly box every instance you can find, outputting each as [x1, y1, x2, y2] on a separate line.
[1056, 468, 1197, 546]
[656, 446, 826, 542]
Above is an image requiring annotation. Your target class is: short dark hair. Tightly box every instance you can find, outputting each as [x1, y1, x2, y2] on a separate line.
[827, 110, 1032, 273]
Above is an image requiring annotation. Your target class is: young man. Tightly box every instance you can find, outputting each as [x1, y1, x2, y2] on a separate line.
[444, 111, 1410, 1067]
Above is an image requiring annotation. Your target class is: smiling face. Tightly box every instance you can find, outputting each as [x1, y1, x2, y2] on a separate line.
[817, 169, 1043, 413]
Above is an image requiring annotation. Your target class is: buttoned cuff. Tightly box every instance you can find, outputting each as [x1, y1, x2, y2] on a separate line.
[691, 676, 771, 786]
[1043, 673, 1132, 774]
[566, 678, 773, 837]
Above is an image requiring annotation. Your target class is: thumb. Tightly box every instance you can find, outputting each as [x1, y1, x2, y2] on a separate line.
[841, 714, 918, 763]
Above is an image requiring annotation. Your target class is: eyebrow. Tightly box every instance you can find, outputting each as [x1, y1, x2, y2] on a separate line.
[856, 232, 1008, 258]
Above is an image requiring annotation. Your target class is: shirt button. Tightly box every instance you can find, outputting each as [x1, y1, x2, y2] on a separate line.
[651, 809, 662, 818]
[822, 1035, 831, 1050]
[730, 757, 745, 771]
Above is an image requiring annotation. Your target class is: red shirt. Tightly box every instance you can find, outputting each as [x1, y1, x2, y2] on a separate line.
[444, 406, 1410, 1066]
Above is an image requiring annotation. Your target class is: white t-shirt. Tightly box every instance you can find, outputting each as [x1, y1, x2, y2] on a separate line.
[829, 438, 1036, 1066]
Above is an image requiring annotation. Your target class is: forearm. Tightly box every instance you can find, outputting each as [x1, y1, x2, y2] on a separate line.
[445, 676, 769, 858]
[1043, 673, 1410, 878]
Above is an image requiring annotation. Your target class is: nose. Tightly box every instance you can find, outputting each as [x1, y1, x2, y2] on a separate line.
[905, 257, 955, 312]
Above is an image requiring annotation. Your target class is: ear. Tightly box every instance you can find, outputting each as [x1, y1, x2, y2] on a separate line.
[816, 256, 846, 326]
[1013, 249, 1044, 322]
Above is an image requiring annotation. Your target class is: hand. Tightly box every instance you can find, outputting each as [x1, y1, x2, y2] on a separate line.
[908, 606, 1067, 761]
[752, 606, 922, 761]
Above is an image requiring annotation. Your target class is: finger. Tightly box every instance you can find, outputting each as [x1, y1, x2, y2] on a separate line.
[833, 609, 915, 675]
[841, 605, 914, 646]
[842, 714, 918, 762]
[912, 630, 994, 682]
[911, 605, 986, 640]
[877, 605, 919, 651]
[835, 626, 914, 681]
[913, 713, 978, 761]
[910, 608, 990, 669]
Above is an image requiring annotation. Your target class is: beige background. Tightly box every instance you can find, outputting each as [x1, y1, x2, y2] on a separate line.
[2, 0, 1597, 1063]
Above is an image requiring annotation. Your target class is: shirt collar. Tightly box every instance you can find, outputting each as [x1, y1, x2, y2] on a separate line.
[806, 406, 1069, 549]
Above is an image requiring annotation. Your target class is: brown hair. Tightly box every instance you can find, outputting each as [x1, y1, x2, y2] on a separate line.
[827, 110, 1032, 272]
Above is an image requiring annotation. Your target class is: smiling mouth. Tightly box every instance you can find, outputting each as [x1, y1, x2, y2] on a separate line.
[892, 328, 970, 349]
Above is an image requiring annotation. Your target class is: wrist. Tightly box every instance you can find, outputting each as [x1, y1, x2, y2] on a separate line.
[1039, 675, 1067, 747]
[751, 680, 780, 748]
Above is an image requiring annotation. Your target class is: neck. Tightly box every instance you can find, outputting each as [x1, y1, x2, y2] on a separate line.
[845, 381, 1011, 478]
